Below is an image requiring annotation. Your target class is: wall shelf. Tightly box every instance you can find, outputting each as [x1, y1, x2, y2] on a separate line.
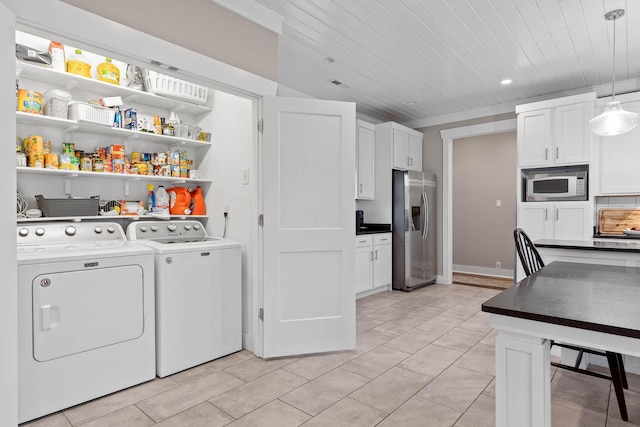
[17, 166, 211, 184]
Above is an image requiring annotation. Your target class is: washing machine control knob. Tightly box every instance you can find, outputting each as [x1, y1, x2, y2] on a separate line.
[140, 226, 149, 232]
[151, 226, 159, 232]
[193, 224, 201, 230]
[107, 226, 116, 234]
[167, 224, 177, 232]
[35, 227, 45, 236]
[184, 224, 192, 230]
[94, 226, 103, 234]
[18, 228, 29, 237]
[65, 226, 77, 236]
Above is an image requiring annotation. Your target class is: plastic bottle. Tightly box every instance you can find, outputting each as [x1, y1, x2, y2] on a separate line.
[97, 57, 120, 85]
[191, 186, 206, 215]
[146, 184, 155, 213]
[155, 185, 170, 214]
[66, 49, 91, 78]
[48, 41, 65, 72]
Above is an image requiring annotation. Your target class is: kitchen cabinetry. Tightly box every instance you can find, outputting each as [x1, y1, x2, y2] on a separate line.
[15, 44, 213, 223]
[390, 127, 422, 171]
[356, 120, 375, 200]
[355, 233, 392, 296]
[518, 202, 591, 241]
[516, 93, 595, 167]
[598, 95, 640, 194]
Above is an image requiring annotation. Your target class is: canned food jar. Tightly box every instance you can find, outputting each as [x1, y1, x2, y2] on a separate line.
[28, 153, 44, 168]
[63, 142, 75, 155]
[17, 89, 42, 114]
[80, 156, 92, 171]
[16, 152, 26, 167]
[45, 153, 59, 169]
[92, 158, 104, 172]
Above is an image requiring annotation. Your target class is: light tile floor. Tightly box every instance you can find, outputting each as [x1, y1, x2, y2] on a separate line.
[21, 284, 640, 426]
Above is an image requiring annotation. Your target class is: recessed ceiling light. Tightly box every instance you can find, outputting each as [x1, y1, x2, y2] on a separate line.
[323, 57, 336, 64]
[501, 79, 512, 85]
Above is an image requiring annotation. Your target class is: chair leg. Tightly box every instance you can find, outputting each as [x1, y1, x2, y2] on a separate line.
[607, 351, 628, 421]
[574, 350, 584, 369]
[616, 353, 628, 389]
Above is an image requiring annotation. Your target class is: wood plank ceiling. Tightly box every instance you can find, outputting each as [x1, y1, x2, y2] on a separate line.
[254, 0, 640, 124]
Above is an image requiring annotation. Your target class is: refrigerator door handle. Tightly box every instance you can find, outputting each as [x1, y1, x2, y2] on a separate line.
[422, 191, 429, 240]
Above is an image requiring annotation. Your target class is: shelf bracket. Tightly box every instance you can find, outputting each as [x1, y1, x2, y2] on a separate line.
[64, 178, 72, 195]
[123, 181, 130, 197]
[64, 80, 78, 91]
[64, 125, 80, 134]
[124, 94, 138, 103]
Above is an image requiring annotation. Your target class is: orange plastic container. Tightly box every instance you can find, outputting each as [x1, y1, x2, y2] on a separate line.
[191, 186, 206, 215]
[167, 187, 191, 215]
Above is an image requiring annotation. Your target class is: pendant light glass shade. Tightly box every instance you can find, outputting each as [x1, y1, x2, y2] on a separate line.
[590, 9, 639, 137]
[589, 101, 639, 136]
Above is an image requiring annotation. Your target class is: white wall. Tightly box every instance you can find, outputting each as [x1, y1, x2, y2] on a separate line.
[199, 90, 256, 350]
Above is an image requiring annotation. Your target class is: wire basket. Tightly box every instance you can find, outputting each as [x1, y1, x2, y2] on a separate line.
[144, 70, 209, 105]
[68, 102, 115, 126]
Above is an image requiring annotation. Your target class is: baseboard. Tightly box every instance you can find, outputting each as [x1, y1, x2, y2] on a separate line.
[453, 264, 513, 279]
[242, 332, 253, 352]
[356, 284, 391, 299]
[436, 275, 449, 285]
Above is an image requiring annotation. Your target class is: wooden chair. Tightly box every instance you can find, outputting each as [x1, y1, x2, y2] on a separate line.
[513, 228, 629, 421]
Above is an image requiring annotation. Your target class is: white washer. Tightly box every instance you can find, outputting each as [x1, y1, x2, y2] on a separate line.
[17, 222, 155, 424]
[127, 220, 242, 377]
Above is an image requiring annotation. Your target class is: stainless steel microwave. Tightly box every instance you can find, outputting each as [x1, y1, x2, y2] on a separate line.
[522, 165, 588, 202]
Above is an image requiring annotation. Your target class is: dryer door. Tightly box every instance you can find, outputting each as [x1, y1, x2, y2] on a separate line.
[32, 264, 144, 361]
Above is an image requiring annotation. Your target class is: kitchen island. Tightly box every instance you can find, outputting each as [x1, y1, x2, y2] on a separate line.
[482, 261, 640, 427]
[534, 238, 640, 269]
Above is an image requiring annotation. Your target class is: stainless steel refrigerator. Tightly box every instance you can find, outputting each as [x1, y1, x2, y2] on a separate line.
[392, 170, 437, 291]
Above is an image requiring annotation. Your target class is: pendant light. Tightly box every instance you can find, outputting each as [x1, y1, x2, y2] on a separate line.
[589, 9, 639, 136]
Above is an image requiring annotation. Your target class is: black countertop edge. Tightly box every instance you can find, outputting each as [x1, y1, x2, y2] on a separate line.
[356, 223, 391, 235]
[534, 239, 640, 252]
[481, 303, 640, 340]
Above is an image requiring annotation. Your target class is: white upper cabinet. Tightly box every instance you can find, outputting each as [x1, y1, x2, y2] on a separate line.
[598, 95, 640, 195]
[516, 93, 595, 168]
[356, 120, 375, 200]
[385, 123, 422, 171]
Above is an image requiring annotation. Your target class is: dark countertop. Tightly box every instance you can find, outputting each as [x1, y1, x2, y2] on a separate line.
[356, 223, 391, 235]
[482, 262, 640, 339]
[535, 239, 640, 252]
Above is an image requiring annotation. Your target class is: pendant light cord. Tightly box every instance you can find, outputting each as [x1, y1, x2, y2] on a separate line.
[611, 15, 617, 102]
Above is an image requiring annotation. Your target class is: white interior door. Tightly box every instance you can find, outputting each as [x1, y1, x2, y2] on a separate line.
[261, 96, 356, 358]
[0, 2, 17, 425]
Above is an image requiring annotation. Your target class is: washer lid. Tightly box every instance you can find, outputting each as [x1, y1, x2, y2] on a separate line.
[17, 241, 153, 264]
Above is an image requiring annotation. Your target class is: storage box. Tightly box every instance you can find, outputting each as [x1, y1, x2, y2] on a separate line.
[35, 195, 100, 217]
[43, 89, 71, 118]
[68, 102, 115, 126]
[144, 70, 209, 105]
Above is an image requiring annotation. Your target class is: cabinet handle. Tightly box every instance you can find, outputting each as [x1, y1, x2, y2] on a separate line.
[374, 250, 378, 260]
[358, 240, 367, 244]
[370, 251, 374, 261]
[409, 157, 413, 166]
[545, 148, 548, 160]
[407, 156, 410, 166]
[556, 147, 559, 159]
[545, 208, 548, 221]
[359, 183, 362, 193]
[379, 238, 388, 242]
[556, 208, 559, 221]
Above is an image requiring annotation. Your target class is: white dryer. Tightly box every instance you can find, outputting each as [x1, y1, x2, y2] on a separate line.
[17, 222, 155, 423]
[127, 220, 242, 377]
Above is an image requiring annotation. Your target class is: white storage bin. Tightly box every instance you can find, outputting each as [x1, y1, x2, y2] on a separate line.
[43, 89, 72, 119]
[144, 70, 209, 105]
[68, 101, 115, 126]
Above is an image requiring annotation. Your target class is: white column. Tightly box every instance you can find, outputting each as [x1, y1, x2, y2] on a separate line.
[495, 330, 551, 427]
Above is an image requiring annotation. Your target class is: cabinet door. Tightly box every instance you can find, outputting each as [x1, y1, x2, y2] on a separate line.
[554, 202, 591, 241]
[392, 129, 409, 170]
[408, 134, 422, 171]
[518, 203, 554, 240]
[373, 243, 392, 288]
[554, 102, 592, 165]
[518, 109, 552, 167]
[600, 100, 640, 194]
[356, 125, 375, 199]
[355, 246, 373, 293]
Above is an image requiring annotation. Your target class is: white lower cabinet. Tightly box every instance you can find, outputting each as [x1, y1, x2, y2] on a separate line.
[517, 202, 592, 241]
[355, 233, 392, 296]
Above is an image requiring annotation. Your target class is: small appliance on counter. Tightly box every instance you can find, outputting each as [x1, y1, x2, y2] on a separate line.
[355, 209, 391, 234]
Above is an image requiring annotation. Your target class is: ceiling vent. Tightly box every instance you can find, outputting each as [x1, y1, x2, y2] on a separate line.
[329, 79, 343, 86]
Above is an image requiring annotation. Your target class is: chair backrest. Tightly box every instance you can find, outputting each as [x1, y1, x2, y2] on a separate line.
[514, 228, 545, 277]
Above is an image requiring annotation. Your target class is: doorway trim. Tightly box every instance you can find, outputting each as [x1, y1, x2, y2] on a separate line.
[440, 119, 517, 285]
